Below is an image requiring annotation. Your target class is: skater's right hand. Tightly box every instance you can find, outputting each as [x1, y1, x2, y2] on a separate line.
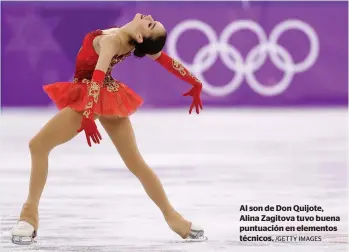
[183, 85, 203, 115]
[77, 117, 102, 147]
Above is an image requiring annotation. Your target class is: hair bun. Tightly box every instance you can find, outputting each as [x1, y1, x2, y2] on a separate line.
[133, 45, 146, 58]
[132, 33, 167, 58]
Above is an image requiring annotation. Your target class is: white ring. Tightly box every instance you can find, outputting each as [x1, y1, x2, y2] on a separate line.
[167, 19, 218, 70]
[269, 19, 320, 72]
[245, 43, 295, 96]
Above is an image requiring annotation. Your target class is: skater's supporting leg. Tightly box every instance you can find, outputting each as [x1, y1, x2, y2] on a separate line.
[20, 108, 84, 230]
[99, 116, 192, 238]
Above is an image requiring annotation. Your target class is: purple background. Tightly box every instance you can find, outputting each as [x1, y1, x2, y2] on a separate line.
[1, 1, 348, 108]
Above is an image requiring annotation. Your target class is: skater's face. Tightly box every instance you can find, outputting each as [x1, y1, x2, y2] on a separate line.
[132, 13, 166, 43]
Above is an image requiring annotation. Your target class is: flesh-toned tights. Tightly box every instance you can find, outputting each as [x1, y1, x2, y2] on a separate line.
[20, 107, 191, 238]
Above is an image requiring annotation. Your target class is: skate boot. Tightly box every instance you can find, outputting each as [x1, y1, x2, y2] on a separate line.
[184, 223, 207, 242]
[165, 210, 207, 241]
[11, 221, 36, 245]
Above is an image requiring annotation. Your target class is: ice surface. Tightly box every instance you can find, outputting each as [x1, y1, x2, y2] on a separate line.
[0, 108, 347, 251]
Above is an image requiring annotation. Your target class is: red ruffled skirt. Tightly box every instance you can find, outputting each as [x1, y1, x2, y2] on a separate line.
[43, 79, 143, 117]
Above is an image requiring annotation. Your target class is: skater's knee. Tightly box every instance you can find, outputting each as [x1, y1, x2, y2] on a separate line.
[29, 138, 42, 153]
[29, 137, 51, 154]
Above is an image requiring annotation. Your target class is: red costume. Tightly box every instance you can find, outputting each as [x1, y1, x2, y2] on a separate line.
[44, 29, 203, 146]
[44, 30, 143, 117]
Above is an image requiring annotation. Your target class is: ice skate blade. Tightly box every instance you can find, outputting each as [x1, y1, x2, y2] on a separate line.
[11, 235, 35, 245]
[184, 227, 207, 242]
[185, 236, 208, 242]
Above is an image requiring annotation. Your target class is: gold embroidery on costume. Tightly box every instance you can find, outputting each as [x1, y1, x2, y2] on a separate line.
[83, 110, 91, 118]
[172, 59, 201, 84]
[172, 59, 187, 76]
[106, 82, 120, 92]
[73, 51, 132, 110]
[104, 74, 115, 86]
[82, 79, 90, 84]
[74, 78, 122, 91]
[88, 81, 101, 104]
[85, 101, 93, 110]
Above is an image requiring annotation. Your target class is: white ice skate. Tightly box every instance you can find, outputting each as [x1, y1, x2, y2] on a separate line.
[185, 224, 207, 242]
[11, 221, 36, 245]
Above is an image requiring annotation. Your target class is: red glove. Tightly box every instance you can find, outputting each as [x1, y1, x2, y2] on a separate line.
[77, 70, 104, 147]
[77, 116, 102, 147]
[183, 85, 203, 114]
[155, 51, 203, 114]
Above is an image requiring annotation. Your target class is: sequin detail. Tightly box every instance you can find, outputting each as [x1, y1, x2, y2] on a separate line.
[83, 109, 92, 118]
[87, 81, 101, 104]
[172, 59, 201, 84]
[106, 82, 120, 92]
[73, 78, 121, 93]
[172, 59, 187, 76]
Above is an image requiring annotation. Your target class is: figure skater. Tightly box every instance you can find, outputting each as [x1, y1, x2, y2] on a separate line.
[11, 13, 205, 245]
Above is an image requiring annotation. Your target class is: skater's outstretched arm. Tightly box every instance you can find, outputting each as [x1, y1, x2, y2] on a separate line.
[148, 51, 203, 114]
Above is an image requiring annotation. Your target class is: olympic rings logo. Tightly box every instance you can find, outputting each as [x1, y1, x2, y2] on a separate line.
[167, 19, 320, 96]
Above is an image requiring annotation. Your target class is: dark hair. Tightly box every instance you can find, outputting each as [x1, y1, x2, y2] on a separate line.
[132, 33, 167, 58]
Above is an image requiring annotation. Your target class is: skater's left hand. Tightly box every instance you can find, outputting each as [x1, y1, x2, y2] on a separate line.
[183, 84, 203, 114]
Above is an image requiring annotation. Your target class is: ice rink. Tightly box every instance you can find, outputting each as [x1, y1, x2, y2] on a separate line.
[0, 108, 347, 252]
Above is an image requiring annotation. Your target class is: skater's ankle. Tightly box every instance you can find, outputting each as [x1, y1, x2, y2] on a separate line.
[25, 198, 40, 207]
[162, 210, 191, 238]
[20, 203, 39, 231]
[162, 208, 177, 219]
